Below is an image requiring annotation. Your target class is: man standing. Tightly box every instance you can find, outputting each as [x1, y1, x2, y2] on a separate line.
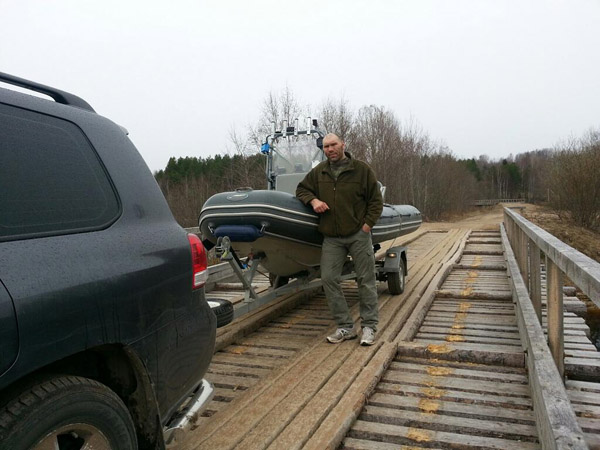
[296, 133, 383, 345]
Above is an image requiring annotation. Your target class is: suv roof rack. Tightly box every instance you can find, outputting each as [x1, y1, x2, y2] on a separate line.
[0, 72, 95, 113]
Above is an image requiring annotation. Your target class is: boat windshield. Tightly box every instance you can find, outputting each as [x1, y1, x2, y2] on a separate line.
[271, 136, 325, 176]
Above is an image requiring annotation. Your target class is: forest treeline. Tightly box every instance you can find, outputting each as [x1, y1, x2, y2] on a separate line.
[155, 89, 600, 231]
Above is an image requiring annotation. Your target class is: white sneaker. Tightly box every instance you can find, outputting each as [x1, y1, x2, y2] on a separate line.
[327, 328, 357, 343]
[360, 327, 376, 346]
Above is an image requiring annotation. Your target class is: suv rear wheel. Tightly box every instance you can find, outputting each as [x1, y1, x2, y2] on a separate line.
[0, 375, 137, 450]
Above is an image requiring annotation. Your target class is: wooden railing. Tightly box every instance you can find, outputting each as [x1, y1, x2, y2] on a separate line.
[473, 198, 526, 206]
[503, 207, 600, 377]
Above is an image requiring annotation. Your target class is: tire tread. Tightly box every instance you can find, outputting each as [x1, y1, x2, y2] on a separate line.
[0, 375, 137, 449]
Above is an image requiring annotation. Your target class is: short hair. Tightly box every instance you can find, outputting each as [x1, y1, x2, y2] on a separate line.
[323, 133, 343, 143]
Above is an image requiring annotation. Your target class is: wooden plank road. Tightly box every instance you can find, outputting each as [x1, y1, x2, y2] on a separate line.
[179, 229, 466, 450]
[179, 227, 600, 449]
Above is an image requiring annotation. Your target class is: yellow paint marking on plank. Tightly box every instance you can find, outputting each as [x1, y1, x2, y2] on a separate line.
[427, 344, 451, 354]
[446, 335, 466, 342]
[422, 387, 447, 398]
[229, 346, 248, 355]
[459, 302, 471, 312]
[426, 366, 453, 376]
[465, 270, 479, 284]
[451, 324, 465, 329]
[453, 312, 468, 323]
[418, 398, 441, 414]
[460, 286, 473, 296]
[471, 255, 483, 267]
[274, 314, 306, 329]
[407, 428, 432, 443]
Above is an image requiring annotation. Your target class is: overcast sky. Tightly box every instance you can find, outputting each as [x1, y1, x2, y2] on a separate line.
[2, 0, 599, 172]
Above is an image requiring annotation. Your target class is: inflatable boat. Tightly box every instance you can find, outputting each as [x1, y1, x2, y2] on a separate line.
[199, 119, 422, 277]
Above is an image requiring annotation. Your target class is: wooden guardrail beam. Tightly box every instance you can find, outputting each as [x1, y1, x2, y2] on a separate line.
[501, 224, 587, 449]
[504, 208, 600, 308]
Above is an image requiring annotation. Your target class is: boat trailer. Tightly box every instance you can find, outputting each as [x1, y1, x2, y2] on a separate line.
[211, 235, 408, 321]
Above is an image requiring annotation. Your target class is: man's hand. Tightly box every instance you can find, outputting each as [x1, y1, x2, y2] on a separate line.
[310, 199, 329, 214]
[362, 223, 371, 233]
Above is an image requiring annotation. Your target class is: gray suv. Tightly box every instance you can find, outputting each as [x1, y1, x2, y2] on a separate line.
[0, 73, 228, 449]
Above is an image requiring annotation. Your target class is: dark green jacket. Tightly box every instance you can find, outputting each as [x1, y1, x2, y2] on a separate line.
[296, 153, 383, 237]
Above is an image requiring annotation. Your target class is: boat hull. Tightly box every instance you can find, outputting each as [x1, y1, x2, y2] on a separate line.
[199, 189, 421, 277]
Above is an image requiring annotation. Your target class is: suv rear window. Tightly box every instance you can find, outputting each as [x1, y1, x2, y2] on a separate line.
[0, 103, 120, 241]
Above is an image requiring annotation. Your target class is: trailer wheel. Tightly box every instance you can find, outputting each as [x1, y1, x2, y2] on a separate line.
[0, 376, 137, 450]
[208, 298, 234, 328]
[387, 260, 405, 295]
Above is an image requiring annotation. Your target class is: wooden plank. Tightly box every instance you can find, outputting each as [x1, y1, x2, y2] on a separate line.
[425, 311, 518, 325]
[191, 341, 339, 449]
[567, 389, 600, 407]
[576, 416, 600, 433]
[428, 305, 515, 314]
[395, 355, 526, 374]
[205, 373, 256, 390]
[389, 361, 528, 383]
[454, 263, 507, 270]
[235, 342, 376, 450]
[367, 392, 535, 424]
[566, 358, 600, 381]
[347, 420, 539, 449]
[417, 326, 520, 340]
[381, 370, 531, 397]
[565, 349, 600, 360]
[380, 230, 470, 343]
[376, 382, 533, 409]
[397, 341, 525, 368]
[302, 342, 397, 450]
[571, 402, 600, 418]
[567, 379, 600, 394]
[222, 344, 297, 359]
[207, 362, 274, 378]
[210, 352, 283, 369]
[393, 232, 469, 343]
[359, 404, 539, 439]
[415, 332, 521, 346]
[264, 344, 387, 450]
[342, 437, 439, 449]
[423, 319, 518, 333]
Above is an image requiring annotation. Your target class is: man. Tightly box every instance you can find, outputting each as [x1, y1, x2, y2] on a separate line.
[296, 133, 383, 345]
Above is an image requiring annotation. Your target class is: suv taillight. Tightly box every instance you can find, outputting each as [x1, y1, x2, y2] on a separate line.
[188, 234, 208, 289]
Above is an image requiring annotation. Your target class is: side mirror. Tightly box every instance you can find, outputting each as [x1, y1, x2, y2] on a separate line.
[316, 136, 323, 150]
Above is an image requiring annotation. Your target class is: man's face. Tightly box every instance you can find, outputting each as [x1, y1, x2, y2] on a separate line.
[323, 136, 345, 163]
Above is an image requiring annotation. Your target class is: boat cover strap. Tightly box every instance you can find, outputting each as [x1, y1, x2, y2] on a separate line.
[214, 225, 263, 242]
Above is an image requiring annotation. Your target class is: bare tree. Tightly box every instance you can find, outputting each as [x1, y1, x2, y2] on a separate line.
[318, 96, 354, 141]
[550, 129, 600, 229]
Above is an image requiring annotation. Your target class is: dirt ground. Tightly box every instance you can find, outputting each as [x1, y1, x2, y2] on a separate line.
[424, 203, 508, 231]
[426, 203, 600, 264]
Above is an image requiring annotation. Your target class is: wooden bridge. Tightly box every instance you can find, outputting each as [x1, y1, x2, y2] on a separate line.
[181, 207, 600, 449]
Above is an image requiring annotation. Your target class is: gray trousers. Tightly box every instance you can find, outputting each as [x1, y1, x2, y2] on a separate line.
[321, 229, 379, 331]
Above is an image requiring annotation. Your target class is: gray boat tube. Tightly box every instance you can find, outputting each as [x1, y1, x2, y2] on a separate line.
[199, 188, 421, 277]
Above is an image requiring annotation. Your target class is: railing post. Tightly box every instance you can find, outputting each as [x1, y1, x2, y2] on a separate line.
[529, 238, 542, 325]
[546, 258, 564, 379]
[519, 228, 529, 292]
